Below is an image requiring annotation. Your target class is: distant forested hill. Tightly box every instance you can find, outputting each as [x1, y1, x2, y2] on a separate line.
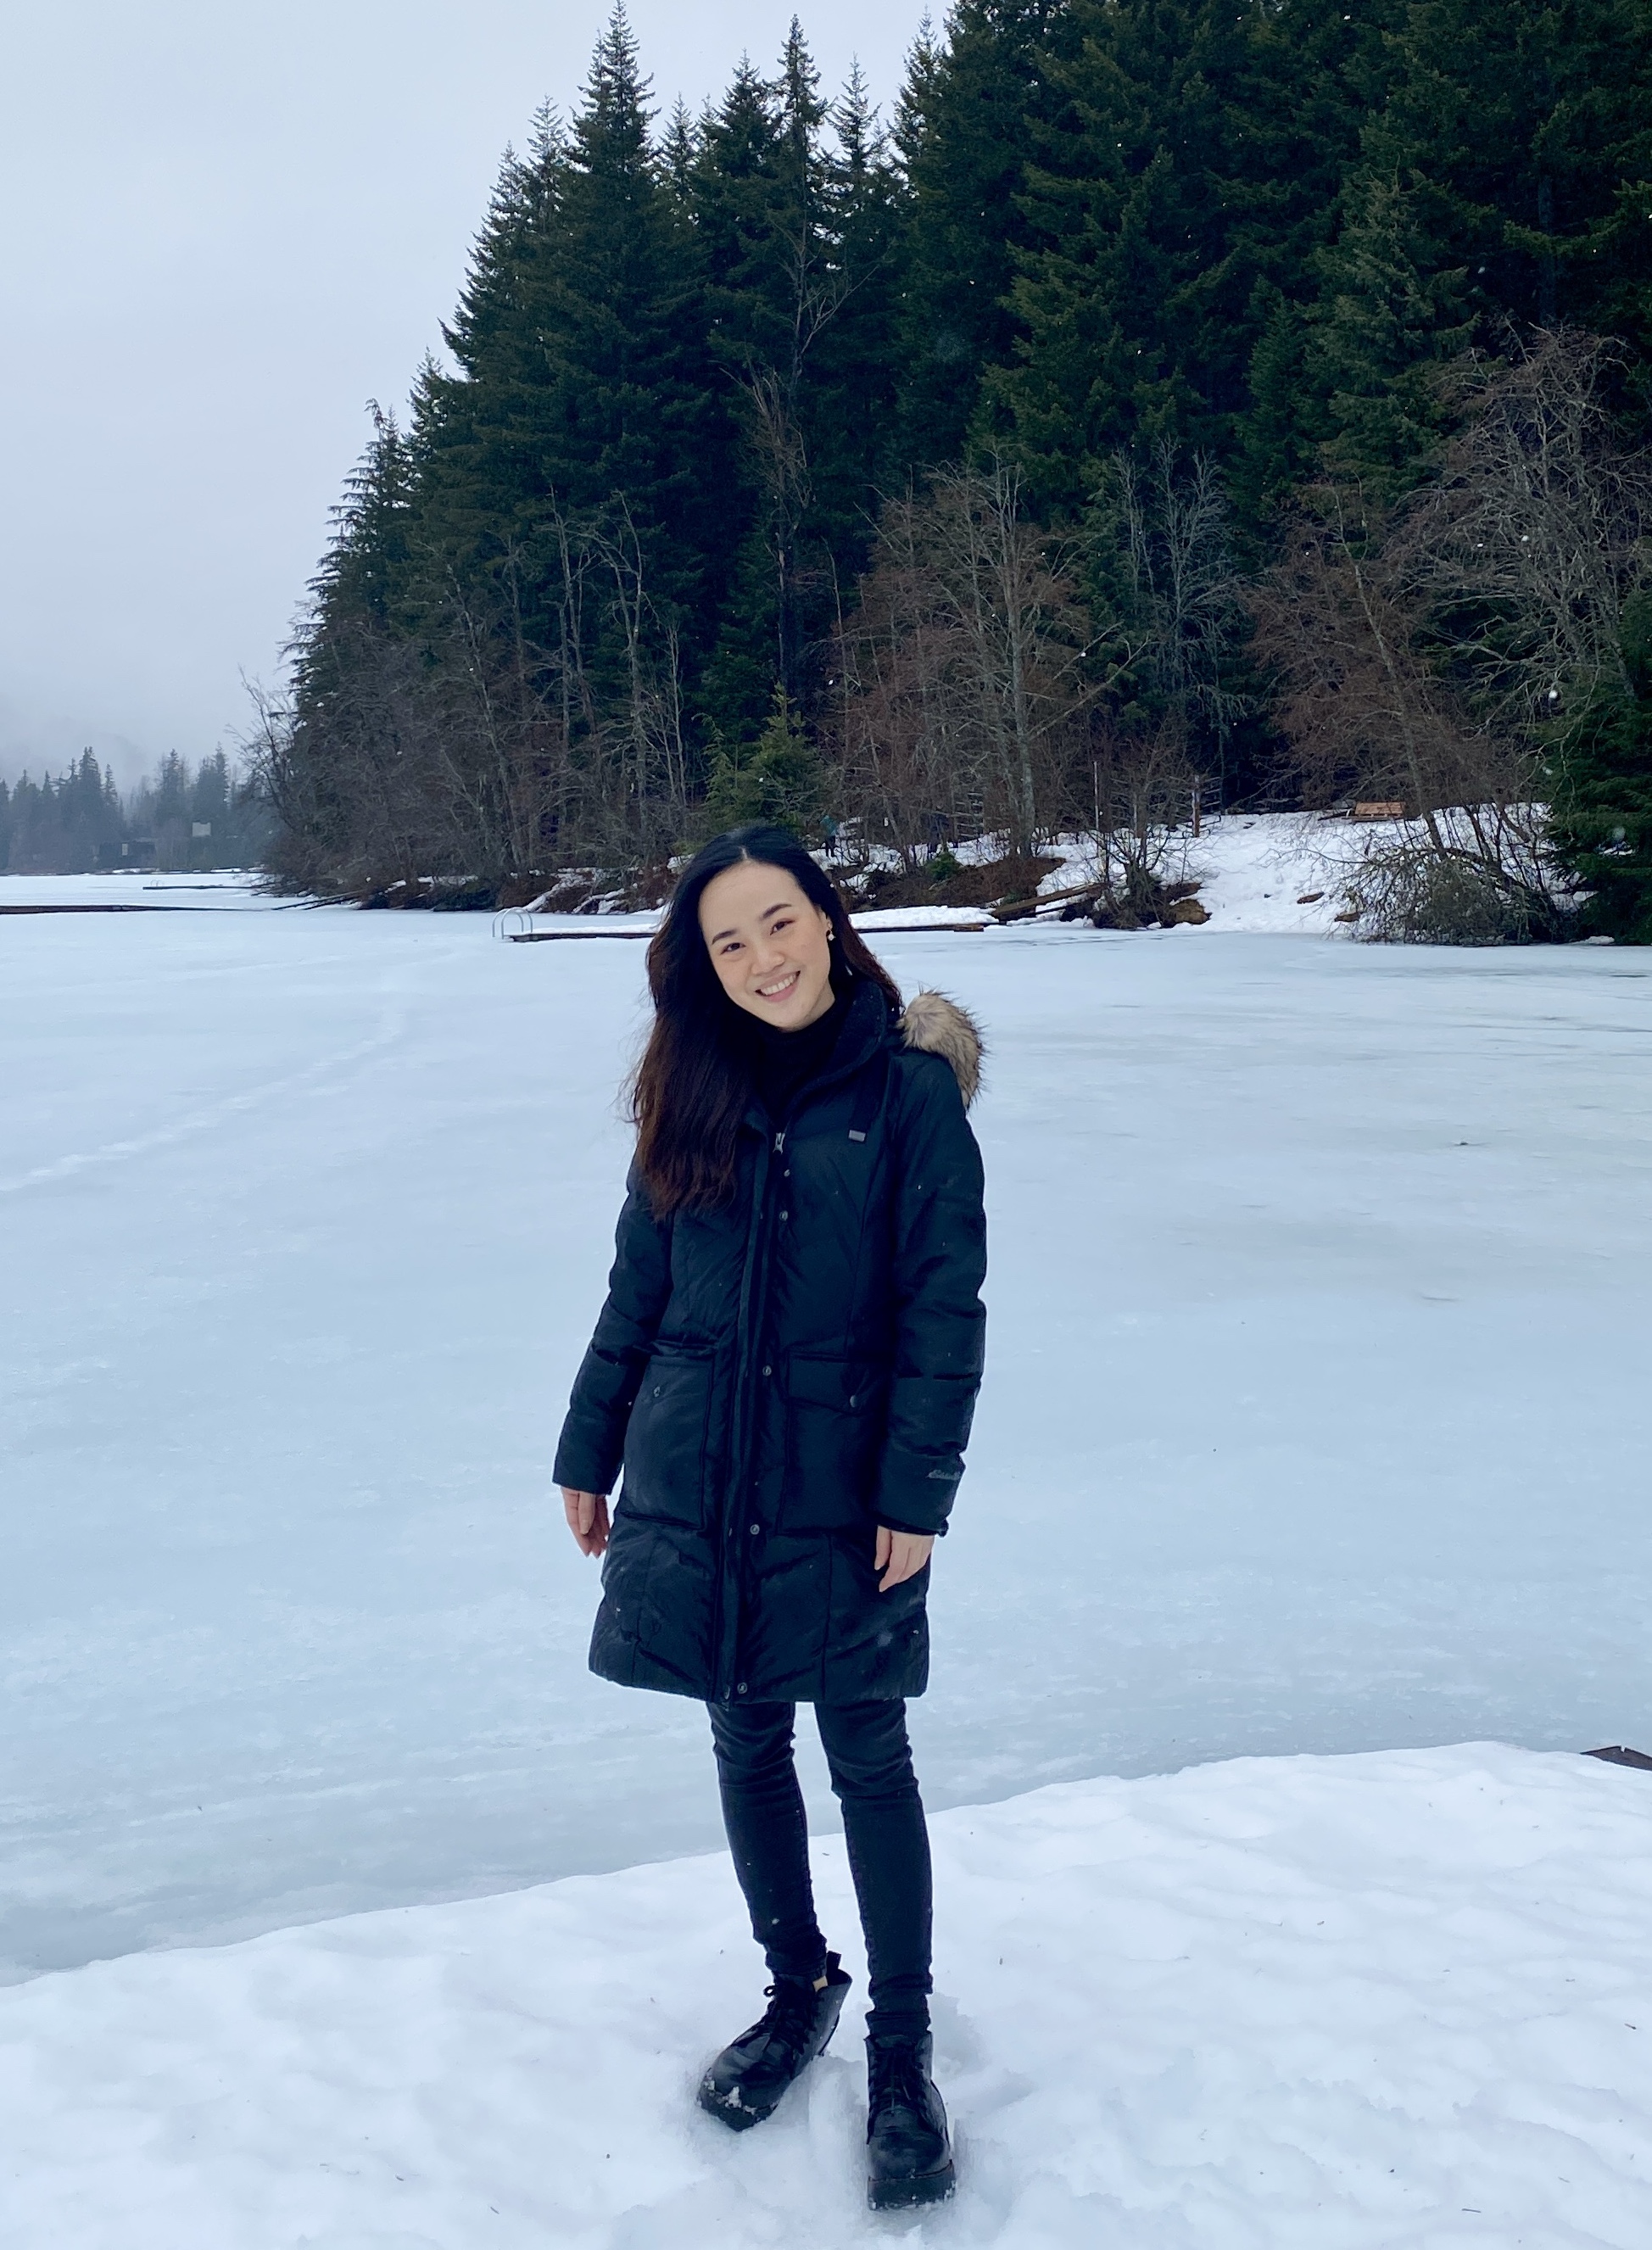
[263, 2, 1652, 941]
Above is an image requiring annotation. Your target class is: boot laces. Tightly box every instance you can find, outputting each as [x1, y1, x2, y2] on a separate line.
[868, 2038, 928, 2119]
[759, 1978, 818, 2047]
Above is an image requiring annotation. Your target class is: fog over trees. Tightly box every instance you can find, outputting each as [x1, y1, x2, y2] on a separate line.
[0, 751, 269, 875]
[251, 1, 1652, 939]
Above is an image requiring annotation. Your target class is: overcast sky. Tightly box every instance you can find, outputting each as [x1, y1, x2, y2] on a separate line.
[0, 3, 929, 786]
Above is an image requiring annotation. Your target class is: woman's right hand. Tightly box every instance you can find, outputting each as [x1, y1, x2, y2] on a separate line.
[562, 1488, 611, 1558]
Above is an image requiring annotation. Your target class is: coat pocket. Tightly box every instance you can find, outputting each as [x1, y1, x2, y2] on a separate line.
[783, 1354, 885, 1533]
[619, 1348, 713, 1528]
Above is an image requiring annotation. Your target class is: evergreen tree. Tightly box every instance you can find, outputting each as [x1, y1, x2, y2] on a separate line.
[312, 405, 418, 634]
[812, 68, 906, 561]
[1308, 166, 1476, 500]
[690, 28, 843, 732]
[263, 0, 1652, 891]
[683, 25, 907, 740]
[0, 752, 126, 872]
[190, 749, 231, 840]
[1549, 588, 1652, 942]
[1297, 0, 1652, 496]
[705, 688, 828, 835]
[1376, 0, 1652, 349]
[895, 1, 1074, 470]
[274, 405, 421, 891]
[11, 773, 50, 868]
[420, 17, 715, 651]
[993, 0, 1380, 512]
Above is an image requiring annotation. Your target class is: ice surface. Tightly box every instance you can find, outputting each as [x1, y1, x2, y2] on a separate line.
[3, 877, 1650, 1984]
[0, 872, 271, 910]
[4, 1743, 1649, 2247]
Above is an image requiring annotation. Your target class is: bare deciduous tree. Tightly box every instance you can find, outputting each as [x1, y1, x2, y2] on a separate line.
[1104, 444, 1244, 802]
[1247, 331, 1650, 932]
[831, 461, 1108, 857]
[1401, 332, 1650, 734]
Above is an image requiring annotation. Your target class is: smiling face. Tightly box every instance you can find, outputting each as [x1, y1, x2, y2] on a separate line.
[698, 858, 837, 1032]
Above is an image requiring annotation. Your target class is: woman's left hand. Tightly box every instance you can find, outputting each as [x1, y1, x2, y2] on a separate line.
[875, 1526, 935, 1594]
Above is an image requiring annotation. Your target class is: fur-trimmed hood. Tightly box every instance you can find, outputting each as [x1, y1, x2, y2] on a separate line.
[899, 989, 984, 1108]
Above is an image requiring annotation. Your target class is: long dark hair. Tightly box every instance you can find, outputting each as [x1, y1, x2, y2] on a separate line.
[632, 825, 901, 1215]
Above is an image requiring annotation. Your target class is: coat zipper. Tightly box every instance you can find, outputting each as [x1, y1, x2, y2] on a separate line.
[717, 1128, 774, 1698]
[717, 1052, 871, 1694]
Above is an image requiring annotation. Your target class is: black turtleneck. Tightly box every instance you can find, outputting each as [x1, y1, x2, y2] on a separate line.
[752, 981, 850, 1123]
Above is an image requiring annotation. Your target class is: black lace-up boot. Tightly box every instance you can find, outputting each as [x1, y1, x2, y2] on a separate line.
[696, 1953, 853, 2130]
[865, 2031, 955, 2209]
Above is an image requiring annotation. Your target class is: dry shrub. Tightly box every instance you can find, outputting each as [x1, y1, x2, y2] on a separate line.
[1247, 332, 1650, 940]
[1343, 841, 1554, 945]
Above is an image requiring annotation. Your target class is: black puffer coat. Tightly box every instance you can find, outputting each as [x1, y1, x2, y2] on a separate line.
[554, 976, 986, 1706]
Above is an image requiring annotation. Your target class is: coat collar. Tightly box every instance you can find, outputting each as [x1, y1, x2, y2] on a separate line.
[741, 974, 891, 1134]
[739, 974, 985, 1133]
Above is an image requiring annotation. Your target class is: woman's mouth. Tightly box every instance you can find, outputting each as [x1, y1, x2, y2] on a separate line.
[756, 970, 801, 1002]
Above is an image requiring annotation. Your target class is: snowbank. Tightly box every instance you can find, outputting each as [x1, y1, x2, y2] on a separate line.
[851, 903, 991, 930]
[1034, 812, 1417, 935]
[5, 1743, 1649, 2248]
[496, 813, 1397, 941]
[1182, 812, 1364, 934]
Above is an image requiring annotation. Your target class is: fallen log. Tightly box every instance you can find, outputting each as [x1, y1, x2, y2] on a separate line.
[989, 879, 1106, 924]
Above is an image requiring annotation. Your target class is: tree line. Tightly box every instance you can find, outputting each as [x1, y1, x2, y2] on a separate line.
[0, 751, 268, 875]
[261, 0, 1652, 939]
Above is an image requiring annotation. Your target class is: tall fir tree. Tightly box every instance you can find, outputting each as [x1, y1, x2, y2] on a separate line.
[1295, 0, 1652, 497]
[419, 14, 717, 662]
[690, 23, 902, 736]
[992, 0, 1381, 513]
[1549, 588, 1652, 942]
[689, 46, 820, 728]
[1308, 166, 1476, 500]
[894, 1, 1075, 470]
[812, 67, 906, 554]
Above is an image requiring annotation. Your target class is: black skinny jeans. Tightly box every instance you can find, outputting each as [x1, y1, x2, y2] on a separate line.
[708, 1698, 933, 2041]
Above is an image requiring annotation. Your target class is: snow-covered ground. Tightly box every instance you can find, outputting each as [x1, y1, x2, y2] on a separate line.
[3, 876, 1649, 1999]
[507, 812, 1530, 938]
[1176, 811, 1362, 933]
[508, 812, 1400, 936]
[5, 1741, 1649, 2247]
[1034, 810, 1409, 934]
[5, 871, 1650, 2242]
[4, 876, 1651, 1990]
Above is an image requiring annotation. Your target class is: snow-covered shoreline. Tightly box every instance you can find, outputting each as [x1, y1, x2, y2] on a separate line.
[5, 1742, 1649, 2247]
[0, 812, 1581, 947]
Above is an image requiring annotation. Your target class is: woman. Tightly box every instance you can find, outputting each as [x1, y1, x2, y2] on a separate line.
[555, 824, 986, 2212]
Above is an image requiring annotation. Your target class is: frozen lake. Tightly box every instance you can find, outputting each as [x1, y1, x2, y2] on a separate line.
[3, 885, 1649, 1983]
